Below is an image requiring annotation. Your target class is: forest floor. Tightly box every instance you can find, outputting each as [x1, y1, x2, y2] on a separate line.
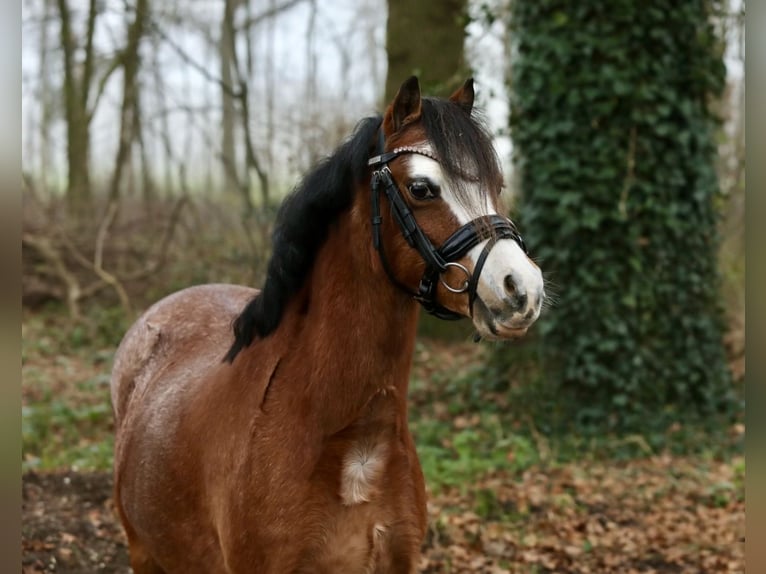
[22, 455, 745, 573]
[22, 312, 745, 573]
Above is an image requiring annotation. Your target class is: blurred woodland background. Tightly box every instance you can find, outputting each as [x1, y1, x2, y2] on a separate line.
[22, 0, 745, 572]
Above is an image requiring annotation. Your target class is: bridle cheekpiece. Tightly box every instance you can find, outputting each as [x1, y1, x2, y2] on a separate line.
[367, 133, 528, 321]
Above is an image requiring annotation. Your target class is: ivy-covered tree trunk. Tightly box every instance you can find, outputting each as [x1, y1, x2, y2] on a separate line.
[385, 0, 469, 101]
[509, 1, 732, 430]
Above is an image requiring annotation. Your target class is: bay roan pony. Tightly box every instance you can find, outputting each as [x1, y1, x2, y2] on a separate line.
[111, 76, 545, 573]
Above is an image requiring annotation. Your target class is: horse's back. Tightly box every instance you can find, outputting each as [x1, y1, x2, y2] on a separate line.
[111, 283, 255, 427]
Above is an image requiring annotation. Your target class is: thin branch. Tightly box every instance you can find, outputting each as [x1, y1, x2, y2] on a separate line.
[236, 0, 306, 31]
[80, 0, 99, 112]
[22, 232, 83, 320]
[149, 18, 239, 98]
[87, 55, 123, 125]
[51, 206, 131, 316]
[138, 195, 188, 275]
[225, 4, 269, 205]
[91, 201, 133, 314]
[27, 193, 188, 319]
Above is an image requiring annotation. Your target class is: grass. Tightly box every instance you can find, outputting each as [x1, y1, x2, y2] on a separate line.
[414, 420, 541, 492]
[23, 393, 115, 471]
[406, 338, 744, 494]
[22, 309, 118, 472]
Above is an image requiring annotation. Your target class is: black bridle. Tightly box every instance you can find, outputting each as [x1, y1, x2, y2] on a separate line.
[367, 140, 528, 321]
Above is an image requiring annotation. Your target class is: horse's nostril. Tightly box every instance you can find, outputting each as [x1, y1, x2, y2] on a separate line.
[504, 274, 528, 311]
[504, 274, 516, 296]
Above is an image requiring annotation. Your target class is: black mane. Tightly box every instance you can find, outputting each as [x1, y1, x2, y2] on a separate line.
[224, 98, 501, 362]
[223, 116, 380, 362]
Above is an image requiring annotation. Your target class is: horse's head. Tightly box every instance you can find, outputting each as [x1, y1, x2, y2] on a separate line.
[369, 76, 544, 340]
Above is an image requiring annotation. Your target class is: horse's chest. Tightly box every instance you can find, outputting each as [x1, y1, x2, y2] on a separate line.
[304, 423, 421, 570]
[311, 506, 390, 573]
[339, 439, 388, 505]
[252, 387, 424, 572]
[317, 442, 391, 569]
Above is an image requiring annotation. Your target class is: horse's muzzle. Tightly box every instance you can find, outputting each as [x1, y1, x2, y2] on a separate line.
[471, 281, 544, 341]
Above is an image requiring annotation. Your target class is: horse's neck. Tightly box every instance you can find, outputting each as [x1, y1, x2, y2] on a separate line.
[277, 209, 420, 433]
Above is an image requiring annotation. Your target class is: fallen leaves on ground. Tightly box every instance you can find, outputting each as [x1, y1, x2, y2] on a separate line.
[420, 454, 744, 573]
[22, 453, 743, 573]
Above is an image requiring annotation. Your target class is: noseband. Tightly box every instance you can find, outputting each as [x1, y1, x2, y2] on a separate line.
[367, 140, 528, 321]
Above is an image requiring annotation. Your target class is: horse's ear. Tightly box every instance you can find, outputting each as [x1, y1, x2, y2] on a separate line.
[449, 78, 475, 113]
[384, 76, 422, 134]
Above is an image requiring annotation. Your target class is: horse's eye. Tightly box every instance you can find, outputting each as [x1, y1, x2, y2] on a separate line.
[407, 180, 437, 201]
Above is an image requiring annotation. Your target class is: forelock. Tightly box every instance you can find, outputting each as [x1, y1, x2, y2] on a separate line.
[419, 98, 503, 217]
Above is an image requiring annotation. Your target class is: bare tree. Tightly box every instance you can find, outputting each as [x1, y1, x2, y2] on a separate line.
[37, 0, 54, 190]
[303, 0, 319, 166]
[217, 0, 292, 214]
[264, 0, 277, 175]
[109, 0, 151, 203]
[220, 0, 243, 199]
[56, 0, 122, 216]
[57, 0, 96, 214]
[32, 0, 378, 215]
[148, 31, 175, 197]
[226, 0, 295, 210]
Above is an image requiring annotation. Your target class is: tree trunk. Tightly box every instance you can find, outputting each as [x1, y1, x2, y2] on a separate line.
[385, 0, 469, 102]
[220, 0, 240, 196]
[38, 0, 53, 191]
[109, 0, 149, 202]
[57, 0, 92, 216]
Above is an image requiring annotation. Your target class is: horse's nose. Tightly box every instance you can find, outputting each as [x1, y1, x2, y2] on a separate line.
[503, 273, 528, 311]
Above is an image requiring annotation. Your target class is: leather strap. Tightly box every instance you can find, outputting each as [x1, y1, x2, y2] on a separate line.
[368, 133, 528, 320]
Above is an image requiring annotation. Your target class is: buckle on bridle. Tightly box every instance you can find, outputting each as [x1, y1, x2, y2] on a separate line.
[440, 261, 471, 294]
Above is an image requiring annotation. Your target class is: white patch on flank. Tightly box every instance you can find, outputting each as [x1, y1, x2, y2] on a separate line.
[340, 442, 387, 506]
